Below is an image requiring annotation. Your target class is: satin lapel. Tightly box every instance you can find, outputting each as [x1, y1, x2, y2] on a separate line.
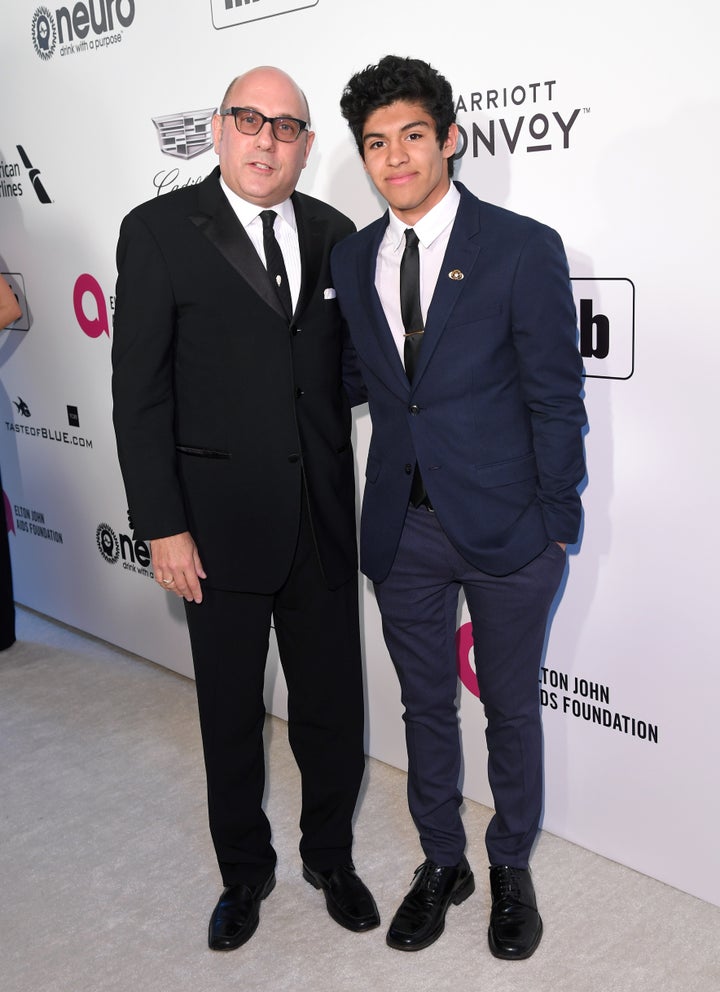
[411, 190, 486, 389]
[292, 192, 319, 320]
[188, 169, 285, 320]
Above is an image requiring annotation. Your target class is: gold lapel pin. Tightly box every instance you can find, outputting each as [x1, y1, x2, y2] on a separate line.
[448, 269, 464, 281]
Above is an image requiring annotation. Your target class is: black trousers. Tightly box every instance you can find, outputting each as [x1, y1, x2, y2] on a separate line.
[184, 497, 365, 886]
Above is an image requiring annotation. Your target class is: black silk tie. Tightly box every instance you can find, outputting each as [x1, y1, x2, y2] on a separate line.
[400, 228, 430, 508]
[400, 228, 424, 381]
[260, 209, 293, 319]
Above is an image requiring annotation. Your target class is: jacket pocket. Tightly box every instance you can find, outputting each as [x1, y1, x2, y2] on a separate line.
[447, 302, 503, 330]
[176, 445, 231, 459]
[474, 452, 537, 487]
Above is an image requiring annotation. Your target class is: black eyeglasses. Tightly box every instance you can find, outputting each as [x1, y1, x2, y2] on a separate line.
[218, 107, 308, 143]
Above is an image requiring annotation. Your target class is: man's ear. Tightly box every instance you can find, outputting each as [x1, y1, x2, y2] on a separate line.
[301, 129, 316, 168]
[442, 123, 460, 160]
[211, 111, 225, 155]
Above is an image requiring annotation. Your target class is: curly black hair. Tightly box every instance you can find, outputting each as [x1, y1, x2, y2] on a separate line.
[340, 55, 456, 177]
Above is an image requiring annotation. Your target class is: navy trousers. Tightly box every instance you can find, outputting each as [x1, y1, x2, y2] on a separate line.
[373, 504, 566, 868]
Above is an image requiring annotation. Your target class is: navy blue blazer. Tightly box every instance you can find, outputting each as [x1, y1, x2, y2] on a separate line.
[331, 182, 587, 582]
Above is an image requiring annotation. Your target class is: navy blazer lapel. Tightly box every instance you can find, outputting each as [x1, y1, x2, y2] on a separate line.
[411, 185, 486, 388]
[188, 167, 286, 320]
[361, 214, 409, 394]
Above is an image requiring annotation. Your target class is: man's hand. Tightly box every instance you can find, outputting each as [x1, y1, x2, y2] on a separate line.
[151, 532, 206, 603]
[555, 542, 567, 552]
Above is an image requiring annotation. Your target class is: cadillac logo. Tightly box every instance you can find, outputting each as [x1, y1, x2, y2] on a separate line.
[152, 109, 216, 160]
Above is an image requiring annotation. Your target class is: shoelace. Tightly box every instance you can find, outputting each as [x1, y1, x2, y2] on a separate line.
[494, 868, 522, 902]
[411, 862, 448, 901]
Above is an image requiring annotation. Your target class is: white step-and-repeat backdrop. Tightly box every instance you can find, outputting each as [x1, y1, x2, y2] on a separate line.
[2, 1, 718, 906]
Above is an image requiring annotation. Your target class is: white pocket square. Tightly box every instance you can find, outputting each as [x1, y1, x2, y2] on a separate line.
[324, 288, 337, 300]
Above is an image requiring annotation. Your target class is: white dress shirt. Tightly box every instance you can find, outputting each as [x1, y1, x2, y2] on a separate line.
[220, 176, 302, 311]
[375, 182, 461, 363]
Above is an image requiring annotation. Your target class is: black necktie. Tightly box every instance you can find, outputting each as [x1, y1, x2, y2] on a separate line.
[260, 209, 293, 319]
[400, 228, 430, 508]
[400, 228, 424, 382]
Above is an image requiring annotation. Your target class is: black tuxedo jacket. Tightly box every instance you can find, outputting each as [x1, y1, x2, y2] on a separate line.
[112, 167, 359, 592]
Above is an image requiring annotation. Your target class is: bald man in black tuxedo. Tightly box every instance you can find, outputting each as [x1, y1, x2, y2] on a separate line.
[112, 66, 378, 951]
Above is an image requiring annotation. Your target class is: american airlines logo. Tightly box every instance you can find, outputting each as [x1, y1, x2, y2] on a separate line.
[211, 0, 319, 30]
[0, 147, 52, 205]
[152, 109, 216, 160]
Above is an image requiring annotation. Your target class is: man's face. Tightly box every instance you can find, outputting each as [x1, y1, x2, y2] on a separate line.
[212, 68, 314, 207]
[361, 100, 458, 226]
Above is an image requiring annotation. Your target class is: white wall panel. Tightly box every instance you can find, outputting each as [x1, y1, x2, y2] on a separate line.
[2, 0, 717, 905]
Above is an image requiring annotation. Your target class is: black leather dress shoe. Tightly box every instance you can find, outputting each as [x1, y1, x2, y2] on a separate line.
[302, 863, 380, 932]
[208, 872, 276, 951]
[386, 857, 475, 951]
[488, 865, 543, 959]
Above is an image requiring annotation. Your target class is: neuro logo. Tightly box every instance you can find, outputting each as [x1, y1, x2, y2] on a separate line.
[31, 1, 136, 60]
[14, 398, 31, 418]
[152, 109, 216, 160]
[456, 621, 480, 699]
[571, 278, 635, 380]
[16, 146, 52, 204]
[96, 522, 119, 563]
[96, 518, 153, 576]
[67, 405, 80, 428]
[211, 0, 319, 30]
[73, 273, 110, 338]
[31, 6, 57, 60]
[3, 491, 14, 535]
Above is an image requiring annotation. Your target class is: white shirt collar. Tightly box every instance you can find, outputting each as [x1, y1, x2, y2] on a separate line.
[386, 181, 461, 251]
[219, 175, 297, 232]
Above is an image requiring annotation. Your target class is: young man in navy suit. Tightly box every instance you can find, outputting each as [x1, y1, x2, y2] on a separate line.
[332, 56, 586, 958]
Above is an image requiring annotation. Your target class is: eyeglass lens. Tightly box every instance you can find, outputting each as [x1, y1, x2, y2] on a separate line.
[234, 109, 303, 142]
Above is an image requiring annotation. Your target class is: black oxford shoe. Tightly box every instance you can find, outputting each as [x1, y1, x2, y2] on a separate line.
[488, 865, 543, 959]
[386, 856, 475, 951]
[302, 863, 380, 932]
[208, 872, 276, 951]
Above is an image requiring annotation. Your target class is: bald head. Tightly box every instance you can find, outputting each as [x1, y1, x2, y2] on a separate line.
[219, 66, 310, 123]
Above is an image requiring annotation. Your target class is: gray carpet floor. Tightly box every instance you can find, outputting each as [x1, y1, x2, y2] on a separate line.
[2, 605, 718, 992]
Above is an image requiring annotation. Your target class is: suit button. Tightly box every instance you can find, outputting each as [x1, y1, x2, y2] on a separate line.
[292, 326, 301, 336]
[409, 404, 420, 414]
[296, 388, 304, 398]
[288, 454, 300, 463]
[404, 464, 413, 474]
